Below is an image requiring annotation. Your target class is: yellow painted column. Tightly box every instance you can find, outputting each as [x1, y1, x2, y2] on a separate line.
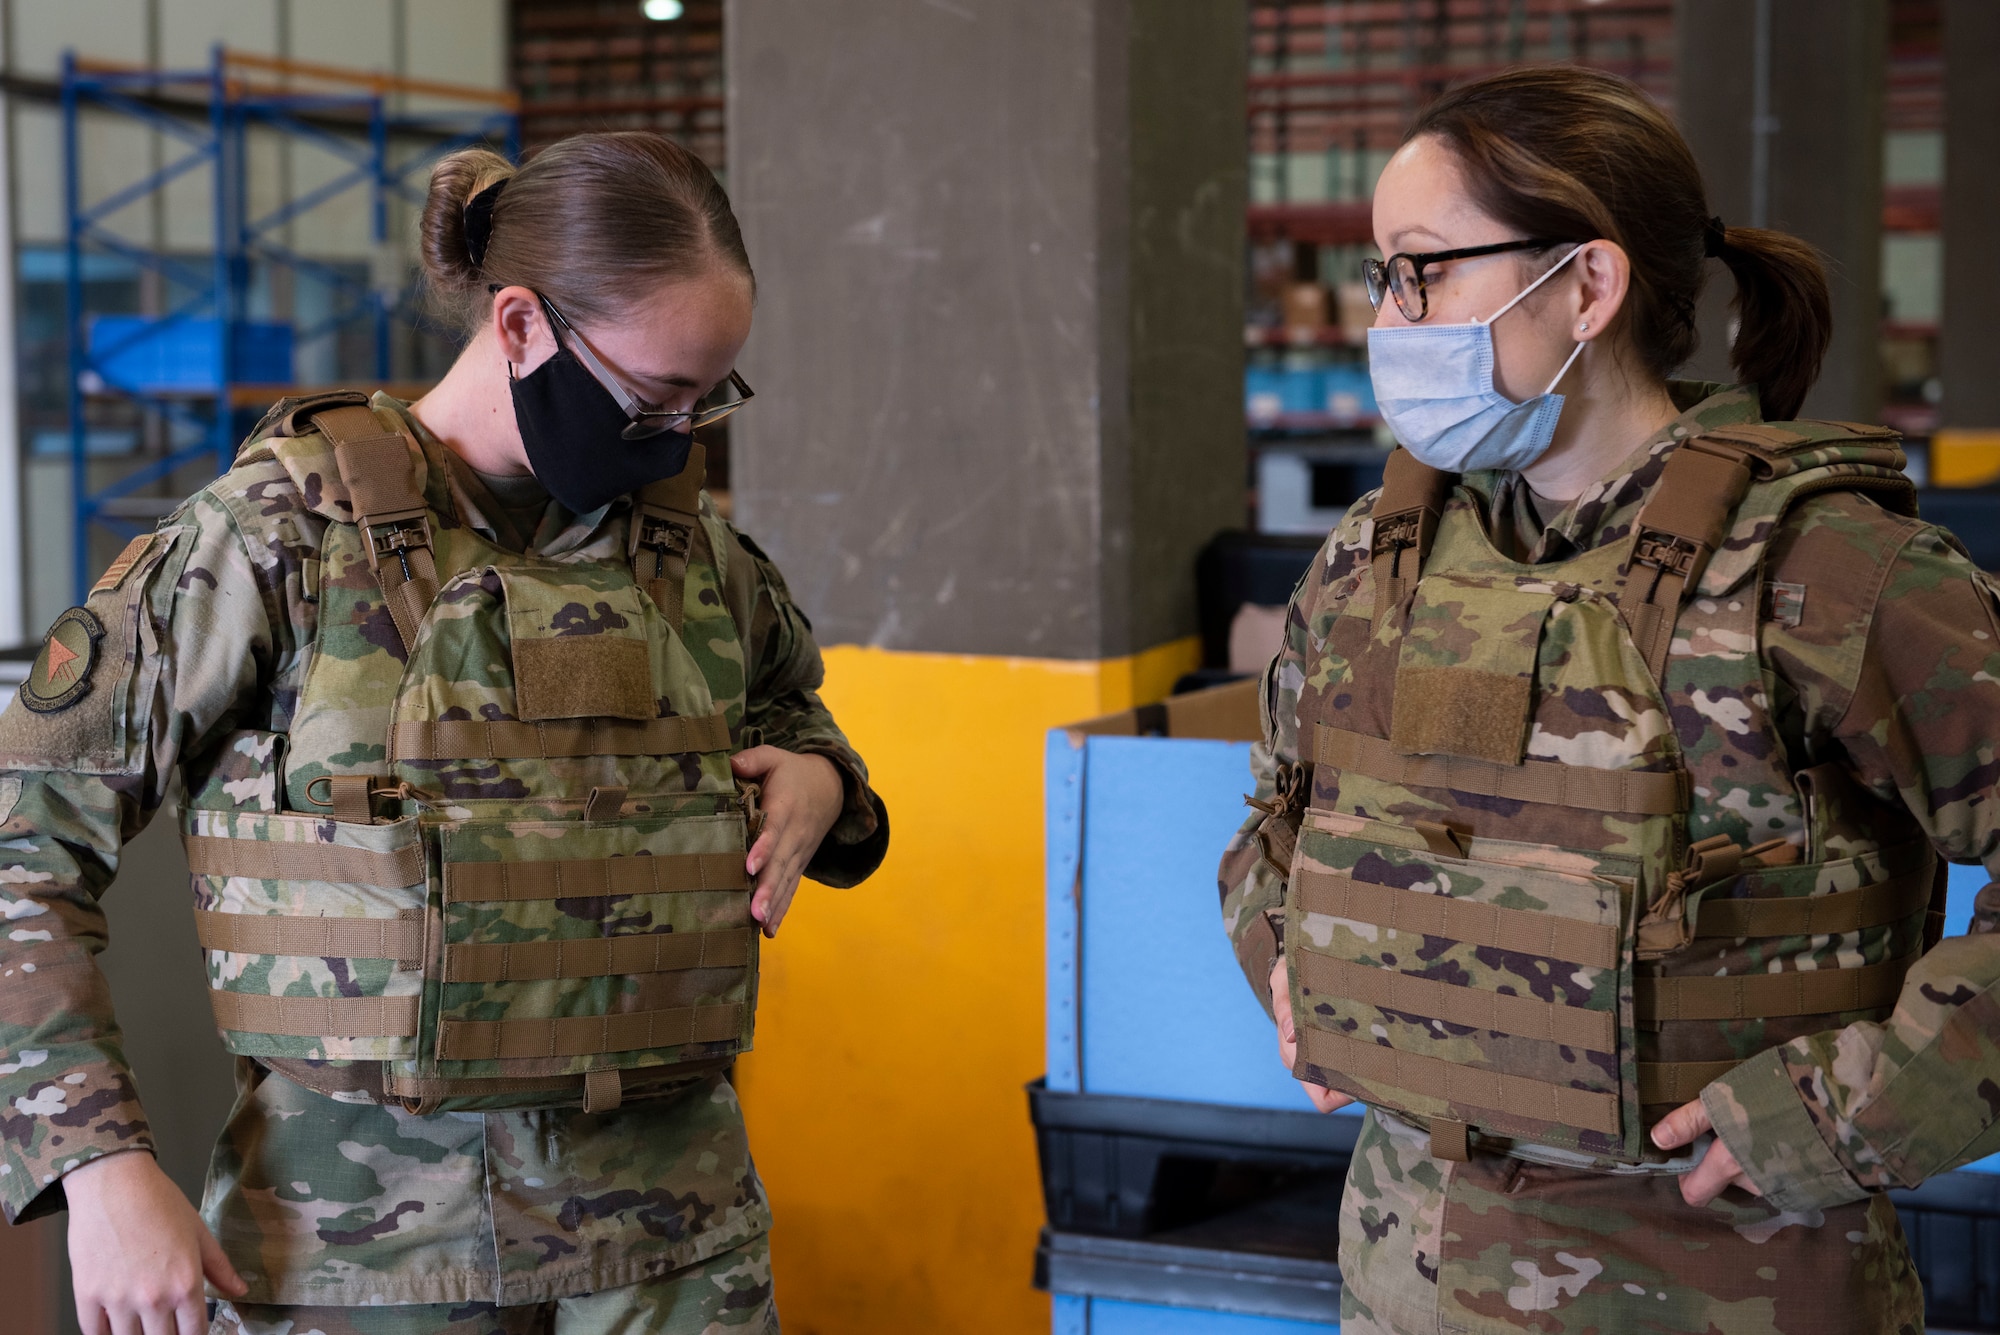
[735, 639, 1198, 1334]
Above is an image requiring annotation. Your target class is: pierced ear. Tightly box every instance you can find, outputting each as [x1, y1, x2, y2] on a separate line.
[1571, 241, 1633, 341]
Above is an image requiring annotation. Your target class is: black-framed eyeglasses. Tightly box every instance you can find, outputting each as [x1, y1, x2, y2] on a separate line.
[498, 285, 756, 439]
[1361, 239, 1563, 323]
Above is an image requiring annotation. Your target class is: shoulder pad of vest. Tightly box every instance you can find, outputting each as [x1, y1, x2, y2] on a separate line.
[250, 389, 374, 442]
[1692, 419, 1917, 598]
[256, 395, 418, 526]
[1692, 418, 1904, 474]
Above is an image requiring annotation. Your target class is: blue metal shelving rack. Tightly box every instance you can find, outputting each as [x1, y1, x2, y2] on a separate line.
[60, 44, 519, 600]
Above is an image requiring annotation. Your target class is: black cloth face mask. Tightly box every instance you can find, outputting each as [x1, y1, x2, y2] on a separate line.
[509, 345, 695, 515]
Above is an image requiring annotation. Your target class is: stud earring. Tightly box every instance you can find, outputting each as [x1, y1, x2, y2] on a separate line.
[1578, 322, 1589, 333]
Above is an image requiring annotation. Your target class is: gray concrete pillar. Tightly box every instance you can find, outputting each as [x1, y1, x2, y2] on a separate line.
[1676, 0, 1887, 423]
[726, 0, 1247, 661]
[1940, 0, 2000, 430]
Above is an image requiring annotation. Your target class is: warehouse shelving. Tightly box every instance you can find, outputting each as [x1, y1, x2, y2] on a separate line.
[60, 45, 518, 600]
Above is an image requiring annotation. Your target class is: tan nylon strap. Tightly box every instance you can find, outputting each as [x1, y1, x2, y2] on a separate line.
[194, 909, 423, 962]
[1635, 951, 1918, 1024]
[1694, 867, 1934, 939]
[437, 1002, 743, 1059]
[326, 775, 376, 825]
[583, 1068, 623, 1114]
[444, 851, 747, 902]
[630, 442, 708, 635]
[443, 926, 754, 982]
[1637, 1059, 1740, 1106]
[391, 713, 730, 761]
[1295, 870, 1619, 970]
[1316, 725, 1686, 816]
[1370, 449, 1453, 625]
[314, 403, 440, 654]
[1297, 1024, 1620, 1134]
[183, 834, 425, 887]
[1620, 439, 1755, 682]
[1295, 949, 1615, 1053]
[208, 989, 419, 1038]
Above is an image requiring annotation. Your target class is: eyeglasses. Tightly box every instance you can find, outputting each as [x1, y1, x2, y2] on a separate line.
[530, 291, 755, 439]
[1361, 239, 1564, 323]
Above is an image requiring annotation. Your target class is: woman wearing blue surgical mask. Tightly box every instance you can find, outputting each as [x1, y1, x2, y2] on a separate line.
[1223, 64, 2000, 1335]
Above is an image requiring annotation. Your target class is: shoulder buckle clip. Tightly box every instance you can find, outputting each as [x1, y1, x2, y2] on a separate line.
[365, 509, 433, 581]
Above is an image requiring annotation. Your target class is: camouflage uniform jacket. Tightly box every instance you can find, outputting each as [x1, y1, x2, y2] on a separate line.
[1220, 383, 2000, 1334]
[0, 394, 889, 1305]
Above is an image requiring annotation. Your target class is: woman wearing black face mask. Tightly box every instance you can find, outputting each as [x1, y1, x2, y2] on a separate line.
[16, 131, 889, 1335]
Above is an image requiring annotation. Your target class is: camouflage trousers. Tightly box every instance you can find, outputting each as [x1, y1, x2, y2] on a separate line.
[208, 1234, 777, 1335]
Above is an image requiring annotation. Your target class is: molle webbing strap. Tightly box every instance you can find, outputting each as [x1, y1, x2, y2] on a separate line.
[1694, 867, 1934, 939]
[193, 909, 423, 964]
[584, 1068, 623, 1114]
[184, 834, 425, 887]
[437, 1001, 743, 1060]
[1295, 869, 1619, 970]
[1369, 449, 1453, 626]
[1295, 949, 1614, 1052]
[391, 713, 731, 761]
[207, 989, 419, 1038]
[313, 404, 438, 655]
[630, 443, 708, 634]
[1635, 950, 1918, 1025]
[1298, 1025, 1620, 1135]
[1637, 1059, 1741, 1106]
[442, 926, 753, 982]
[1316, 725, 1687, 817]
[1620, 438, 1755, 682]
[444, 850, 747, 903]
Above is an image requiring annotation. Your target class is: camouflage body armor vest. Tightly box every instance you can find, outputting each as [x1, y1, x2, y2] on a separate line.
[1278, 422, 1947, 1166]
[181, 397, 759, 1114]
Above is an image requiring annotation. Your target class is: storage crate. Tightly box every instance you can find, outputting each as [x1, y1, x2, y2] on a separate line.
[1032, 1083, 1356, 1239]
[1044, 679, 1355, 1114]
[1053, 1295, 1336, 1335]
[88, 316, 293, 393]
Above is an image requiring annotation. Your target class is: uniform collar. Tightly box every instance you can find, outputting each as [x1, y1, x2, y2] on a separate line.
[1474, 381, 1762, 563]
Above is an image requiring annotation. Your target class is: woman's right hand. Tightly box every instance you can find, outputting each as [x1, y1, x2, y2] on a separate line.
[1271, 956, 1355, 1115]
[64, 1149, 248, 1335]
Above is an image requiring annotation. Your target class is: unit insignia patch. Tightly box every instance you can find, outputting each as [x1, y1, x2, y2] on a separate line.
[21, 607, 105, 713]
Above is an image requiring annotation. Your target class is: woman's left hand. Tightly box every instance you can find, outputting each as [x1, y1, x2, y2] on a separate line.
[1651, 1098, 1765, 1206]
[730, 746, 846, 938]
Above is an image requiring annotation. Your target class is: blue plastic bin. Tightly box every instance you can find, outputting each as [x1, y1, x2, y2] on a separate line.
[1055, 1295, 1335, 1334]
[88, 316, 293, 393]
[1046, 680, 1343, 1115]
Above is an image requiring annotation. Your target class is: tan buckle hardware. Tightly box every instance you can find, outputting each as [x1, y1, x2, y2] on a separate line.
[1631, 531, 1701, 578]
[1371, 513, 1422, 559]
[632, 515, 692, 578]
[364, 510, 434, 579]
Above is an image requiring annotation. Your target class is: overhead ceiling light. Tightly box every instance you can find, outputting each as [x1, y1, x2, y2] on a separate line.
[642, 0, 685, 18]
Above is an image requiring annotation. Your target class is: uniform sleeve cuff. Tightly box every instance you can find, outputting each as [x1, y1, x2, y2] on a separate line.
[797, 748, 889, 889]
[1702, 1046, 1867, 1213]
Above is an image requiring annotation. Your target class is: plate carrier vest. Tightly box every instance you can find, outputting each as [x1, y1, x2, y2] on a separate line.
[1272, 422, 1948, 1166]
[181, 395, 760, 1114]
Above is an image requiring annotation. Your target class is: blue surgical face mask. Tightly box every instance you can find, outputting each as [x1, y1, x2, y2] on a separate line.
[1366, 244, 1589, 473]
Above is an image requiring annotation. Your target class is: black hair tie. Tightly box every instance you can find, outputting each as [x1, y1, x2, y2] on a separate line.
[462, 178, 509, 272]
[1703, 215, 1729, 259]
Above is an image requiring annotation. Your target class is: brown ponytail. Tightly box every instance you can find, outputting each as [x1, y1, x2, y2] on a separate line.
[1408, 66, 1833, 422]
[418, 132, 753, 337]
[1708, 226, 1831, 423]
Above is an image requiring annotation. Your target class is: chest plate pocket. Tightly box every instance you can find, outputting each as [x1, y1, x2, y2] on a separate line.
[1285, 812, 1640, 1162]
